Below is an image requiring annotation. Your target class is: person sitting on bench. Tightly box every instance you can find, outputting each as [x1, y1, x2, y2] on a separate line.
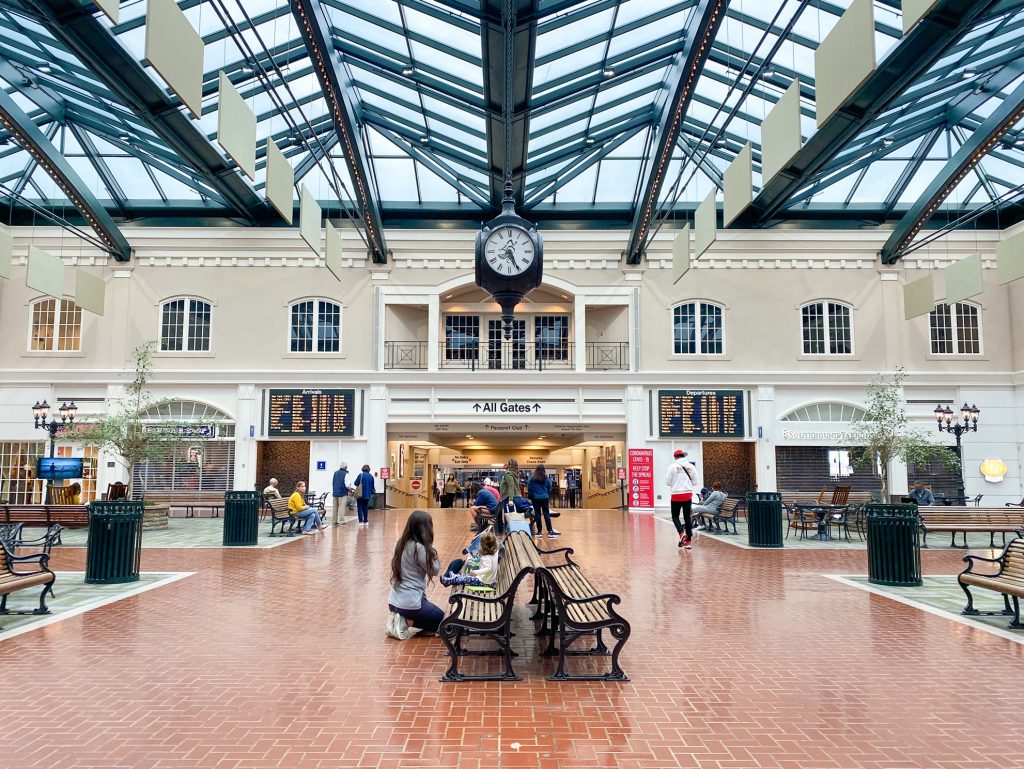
[907, 482, 934, 506]
[288, 481, 325, 534]
[468, 481, 500, 531]
[263, 478, 282, 499]
[693, 481, 726, 531]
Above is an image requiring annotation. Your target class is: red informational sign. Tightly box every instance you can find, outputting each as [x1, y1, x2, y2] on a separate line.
[379, 467, 391, 480]
[617, 467, 627, 481]
[410, 478, 422, 491]
[627, 449, 655, 511]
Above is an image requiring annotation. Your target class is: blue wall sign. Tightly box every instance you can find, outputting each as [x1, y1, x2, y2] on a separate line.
[316, 461, 327, 470]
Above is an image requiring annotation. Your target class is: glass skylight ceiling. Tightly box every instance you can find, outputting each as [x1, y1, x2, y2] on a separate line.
[1, 0, 1023, 231]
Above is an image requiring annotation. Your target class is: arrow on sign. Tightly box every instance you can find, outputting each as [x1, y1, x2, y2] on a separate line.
[473, 403, 481, 412]
[533, 403, 541, 412]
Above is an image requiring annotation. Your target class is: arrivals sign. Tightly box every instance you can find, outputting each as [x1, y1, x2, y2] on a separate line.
[658, 389, 745, 438]
[267, 389, 355, 437]
[627, 448, 655, 511]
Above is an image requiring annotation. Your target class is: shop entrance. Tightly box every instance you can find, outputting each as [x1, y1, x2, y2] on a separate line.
[256, 441, 310, 497]
[702, 442, 757, 496]
[385, 426, 626, 509]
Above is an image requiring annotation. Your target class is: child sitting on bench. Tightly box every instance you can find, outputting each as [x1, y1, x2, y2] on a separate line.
[441, 529, 499, 587]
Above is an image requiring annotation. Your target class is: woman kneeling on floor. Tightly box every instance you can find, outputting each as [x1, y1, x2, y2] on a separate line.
[386, 510, 443, 640]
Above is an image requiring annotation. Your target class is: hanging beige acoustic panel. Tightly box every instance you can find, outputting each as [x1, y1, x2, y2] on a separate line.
[325, 221, 344, 282]
[943, 253, 983, 305]
[694, 188, 717, 259]
[75, 270, 105, 316]
[145, 0, 204, 118]
[672, 225, 690, 285]
[814, 0, 876, 127]
[217, 72, 257, 179]
[997, 228, 1024, 285]
[723, 142, 753, 227]
[95, 0, 120, 24]
[26, 245, 64, 300]
[902, 0, 939, 34]
[903, 273, 935, 320]
[265, 139, 294, 224]
[761, 79, 802, 183]
[0, 225, 11, 279]
[299, 184, 322, 254]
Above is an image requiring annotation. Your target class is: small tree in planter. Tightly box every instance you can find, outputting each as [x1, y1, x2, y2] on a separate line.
[78, 341, 186, 502]
[843, 369, 960, 501]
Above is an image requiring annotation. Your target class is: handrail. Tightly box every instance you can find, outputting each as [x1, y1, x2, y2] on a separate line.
[382, 340, 629, 371]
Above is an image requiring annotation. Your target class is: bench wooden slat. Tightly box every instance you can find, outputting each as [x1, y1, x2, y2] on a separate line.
[958, 539, 1024, 628]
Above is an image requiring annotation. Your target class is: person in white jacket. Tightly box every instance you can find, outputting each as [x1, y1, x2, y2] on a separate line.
[665, 449, 698, 549]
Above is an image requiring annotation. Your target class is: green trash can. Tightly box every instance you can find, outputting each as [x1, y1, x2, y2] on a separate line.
[85, 500, 143, 584]
[223, 491, 260, 546]
[746, 492, 783, 548]
[866, 504, 922, 586]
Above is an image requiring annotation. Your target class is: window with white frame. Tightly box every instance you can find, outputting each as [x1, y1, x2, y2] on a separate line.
[672, 301, 723, 355]
[29, 298, 82, 352]
[445, 314, 480, 360]
[801, 301, 853, 355]
[929, 302, 981, 354]
[289, 299, 340, 352]
[160, 298, 211, 352]
[535, 315, 569, 360]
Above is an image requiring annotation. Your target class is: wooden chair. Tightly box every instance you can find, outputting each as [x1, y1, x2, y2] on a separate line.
[47, 485, 76, 505]
[104, 482, 128, 501]
[830, 485, 851, 505]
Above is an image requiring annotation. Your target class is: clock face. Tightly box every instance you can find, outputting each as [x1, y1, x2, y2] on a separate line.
[483, 225, 535, 277]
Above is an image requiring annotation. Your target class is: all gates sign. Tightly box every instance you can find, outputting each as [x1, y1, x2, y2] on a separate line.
[627, 448, 655, 512]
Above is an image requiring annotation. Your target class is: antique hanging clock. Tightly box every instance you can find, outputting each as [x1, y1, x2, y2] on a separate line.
[475, 181, 544, 338]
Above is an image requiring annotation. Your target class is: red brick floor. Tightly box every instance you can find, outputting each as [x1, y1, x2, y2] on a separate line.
[2, 508, 1023, 769]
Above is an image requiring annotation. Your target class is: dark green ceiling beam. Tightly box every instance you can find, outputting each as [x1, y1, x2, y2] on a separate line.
[481, 0, 541, 208]
[732, 0, 1000, 228]
[0, 86, 131, 260]
[28, 0, 264, 221]
[880, 77, 1024, 264]
[624, 0, 726, 264]
[293, 0, 388, 263]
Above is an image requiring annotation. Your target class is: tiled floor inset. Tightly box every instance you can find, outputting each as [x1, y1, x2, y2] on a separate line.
[3, 507, 1024, 768]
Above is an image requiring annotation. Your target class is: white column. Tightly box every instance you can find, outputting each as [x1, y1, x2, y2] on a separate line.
[365, 385, 389, 475]
[574, 295, 586, 372]
[756, 385, 777, 492]
[233, 384, 258, 490]
[625, 385, 647, 449]
[427, 295, 440, 372]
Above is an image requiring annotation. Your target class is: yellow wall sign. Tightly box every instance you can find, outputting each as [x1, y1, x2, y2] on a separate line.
[979, 458, 1008, 483]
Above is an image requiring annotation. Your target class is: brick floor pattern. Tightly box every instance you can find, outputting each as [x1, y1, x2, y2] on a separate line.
[1, 509, 1023, 769]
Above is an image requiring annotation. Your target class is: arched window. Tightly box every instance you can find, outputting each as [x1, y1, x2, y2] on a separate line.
[29, 298, 82, 351]
[290, 299, 340, 352]
[672, 301, 723, 355]
[801, 301, 852, 355]
[160, 297, 211, 351]
[930, 302, 981, 354]
[781, 402, 867, 422]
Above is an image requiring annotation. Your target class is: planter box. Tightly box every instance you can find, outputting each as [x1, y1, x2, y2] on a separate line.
[142, 503, 169, 529]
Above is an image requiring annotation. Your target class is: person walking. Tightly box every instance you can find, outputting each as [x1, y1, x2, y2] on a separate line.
[331, 461, 350, 525]
[497, 460, 520, 533]
[386, 510, 443, 640]
[354, 464, 376, 524]
[665, 449, 698, 549]
[527, 464, 559, 539]
[440, 473, 461, 509]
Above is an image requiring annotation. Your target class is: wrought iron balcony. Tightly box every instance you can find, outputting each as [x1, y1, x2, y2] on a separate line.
[382, 341, 629, 371]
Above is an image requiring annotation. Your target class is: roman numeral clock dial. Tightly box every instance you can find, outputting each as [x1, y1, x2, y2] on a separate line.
[483, 226, 534, 276]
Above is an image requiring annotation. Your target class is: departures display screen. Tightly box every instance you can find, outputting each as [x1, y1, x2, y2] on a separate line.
[267, 389, 355, 437]
[658, 389, 745, 438]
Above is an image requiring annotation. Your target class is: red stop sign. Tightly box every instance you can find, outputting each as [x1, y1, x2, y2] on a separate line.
[410, 479, 422, 491]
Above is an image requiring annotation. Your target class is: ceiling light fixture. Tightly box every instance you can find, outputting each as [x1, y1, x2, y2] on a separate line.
[402, 65, 415, 76]
[419, 135, 430, 144]
[961, 69, 976, 79]
[602, 67, 614, 78]
[585, 136, 596, 145]
[882, 136, 895, 147]
[37, 63, 52, 74]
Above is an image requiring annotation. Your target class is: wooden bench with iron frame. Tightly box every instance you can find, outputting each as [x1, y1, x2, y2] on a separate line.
[529, 541, 630, 681]
[918, 507, 1024, 548]
[265, 496, 300, 536]
[438, 530, 540, 682]
[0, 522, 64, 555]
[0, 540, 56, 629]
[958, 533, 1024, 628]
[695, 497, 741, 535]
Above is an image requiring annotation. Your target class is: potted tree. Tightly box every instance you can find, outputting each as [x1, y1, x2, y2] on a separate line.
[78, 341, 186, 529]
[842, 369, 960, 501]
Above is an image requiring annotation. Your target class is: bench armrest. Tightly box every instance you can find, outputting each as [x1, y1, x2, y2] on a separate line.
[563, 592, 621, 607]
[961, 553, 1002, 572]
[447, 586, 518, 610]
[7, 550, 51, 574]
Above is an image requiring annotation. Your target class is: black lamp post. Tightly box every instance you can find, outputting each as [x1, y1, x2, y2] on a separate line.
[934, 402, 980, 505]
[32, 399, 77, 457]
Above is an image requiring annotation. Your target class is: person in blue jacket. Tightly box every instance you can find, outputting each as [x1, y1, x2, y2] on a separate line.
[355, 464, 376, 524]
[331, 461, 350, 525]
[527, 464, 559, 539]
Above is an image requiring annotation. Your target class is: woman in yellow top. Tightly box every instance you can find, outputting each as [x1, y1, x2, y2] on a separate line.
[288, 481, 325, 534]
[440, 473, 461, 509]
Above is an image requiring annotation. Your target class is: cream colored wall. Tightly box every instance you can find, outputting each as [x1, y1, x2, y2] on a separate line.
[385, 305, 427, 342]
[586, 305, 628, 344]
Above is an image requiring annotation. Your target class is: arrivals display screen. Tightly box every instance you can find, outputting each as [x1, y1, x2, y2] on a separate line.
[658, 389, 745, 438]
[267, 389, 355, 437]
[37, 457, 84, 480]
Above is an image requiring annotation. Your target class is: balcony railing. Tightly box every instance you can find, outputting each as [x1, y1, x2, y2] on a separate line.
[383, 341, 629, 371]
